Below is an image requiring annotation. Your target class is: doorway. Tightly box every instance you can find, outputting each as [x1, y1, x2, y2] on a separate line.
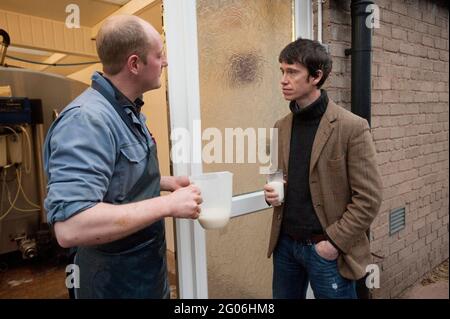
[163, 0, 311, 298]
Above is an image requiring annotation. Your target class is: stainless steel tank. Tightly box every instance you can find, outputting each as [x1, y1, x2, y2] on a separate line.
[0, 67, 87, 255]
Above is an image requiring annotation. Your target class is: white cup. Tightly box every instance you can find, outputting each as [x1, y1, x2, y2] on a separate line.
[190, 171, 233, 230]
[267, 169, 284, 205]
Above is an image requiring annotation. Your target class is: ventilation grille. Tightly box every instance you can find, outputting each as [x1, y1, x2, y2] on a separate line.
[389, 208, 406, 236]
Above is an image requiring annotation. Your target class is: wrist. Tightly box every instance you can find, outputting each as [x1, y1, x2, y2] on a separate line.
[324, 232, 342, 254]
[159, 195, 173, 218]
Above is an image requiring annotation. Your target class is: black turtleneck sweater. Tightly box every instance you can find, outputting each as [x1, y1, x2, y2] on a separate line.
[281, 90, 329, 239]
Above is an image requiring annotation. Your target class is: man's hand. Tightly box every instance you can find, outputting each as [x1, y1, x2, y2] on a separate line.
[264, 184, 282, 206]
[161, 176, 190, 192]
[173, 176, 190, 190]
[314, 240, 339, 261]
[168, 185, 202, 219]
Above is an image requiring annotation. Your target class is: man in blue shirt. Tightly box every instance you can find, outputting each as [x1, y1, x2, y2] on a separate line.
[44, 15, 202, 299]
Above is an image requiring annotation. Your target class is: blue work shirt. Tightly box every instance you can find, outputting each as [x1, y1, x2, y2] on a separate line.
[44, 72, 156, 224]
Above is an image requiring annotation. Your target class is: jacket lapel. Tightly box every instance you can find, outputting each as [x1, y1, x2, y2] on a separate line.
[309, 100, 339, 174]
[280, 113, 293, 172]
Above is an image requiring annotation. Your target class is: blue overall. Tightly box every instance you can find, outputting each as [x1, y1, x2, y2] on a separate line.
[72, 79, 169, 299]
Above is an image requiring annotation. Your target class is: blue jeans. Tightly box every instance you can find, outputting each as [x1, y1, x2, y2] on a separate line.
[273, 233, 357, 299]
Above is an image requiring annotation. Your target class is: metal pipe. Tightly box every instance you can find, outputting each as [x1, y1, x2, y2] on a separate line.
[33, 124, 47, 224]
[345, 0, 374, 299]
[0, 29, 10, 66]
[347, 0, 373, 126]
[294, 0, 313, 39]
[317, 0, 323, 43]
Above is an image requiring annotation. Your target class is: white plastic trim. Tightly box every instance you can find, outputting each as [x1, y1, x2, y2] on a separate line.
[164, 0, 208, 299]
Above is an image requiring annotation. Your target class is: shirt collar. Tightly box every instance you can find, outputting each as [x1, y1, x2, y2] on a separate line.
[92, 72, 144, 116]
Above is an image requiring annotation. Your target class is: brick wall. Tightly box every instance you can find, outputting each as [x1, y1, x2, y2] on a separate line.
[323, 0, 449, 298]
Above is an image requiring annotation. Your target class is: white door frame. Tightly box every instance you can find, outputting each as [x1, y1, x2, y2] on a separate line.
[164, 0, 313, 299]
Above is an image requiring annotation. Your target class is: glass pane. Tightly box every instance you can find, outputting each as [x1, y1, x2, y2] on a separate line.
[197, 0, 293, 196]
[197, 0, 293, 298]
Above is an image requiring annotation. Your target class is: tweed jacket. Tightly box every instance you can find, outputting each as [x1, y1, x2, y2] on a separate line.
[267, 99, 383, 280]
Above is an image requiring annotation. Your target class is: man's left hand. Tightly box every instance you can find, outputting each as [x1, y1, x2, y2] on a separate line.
[173, 176, 190, 190]
[314, 240, 339, 261]
[161, 176, 191, 192]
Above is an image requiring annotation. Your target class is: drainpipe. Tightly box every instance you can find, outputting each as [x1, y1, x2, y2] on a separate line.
[344, 0, 374, 299]
[345, 0, 373, 126]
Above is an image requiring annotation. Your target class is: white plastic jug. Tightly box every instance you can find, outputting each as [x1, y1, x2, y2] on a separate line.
[190, 171, 233, 229]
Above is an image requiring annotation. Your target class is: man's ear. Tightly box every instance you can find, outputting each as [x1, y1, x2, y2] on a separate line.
[127, 54, 139, 75]
[311, 69, 324, 86]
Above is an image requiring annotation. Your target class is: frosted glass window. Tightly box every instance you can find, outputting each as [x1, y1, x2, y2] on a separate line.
[197, 0, 294, 298]
[197, 0, 293, 196]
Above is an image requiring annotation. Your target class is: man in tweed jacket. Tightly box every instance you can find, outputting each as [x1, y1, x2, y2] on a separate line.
[264, 38, 383, 299]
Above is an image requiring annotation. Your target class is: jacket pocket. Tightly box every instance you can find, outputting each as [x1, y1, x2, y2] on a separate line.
[326, 157, 348, 194]
[326, 156, 346, 169]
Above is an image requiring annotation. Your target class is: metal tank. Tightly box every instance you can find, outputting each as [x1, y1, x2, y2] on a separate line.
[0, 67, 87, 257]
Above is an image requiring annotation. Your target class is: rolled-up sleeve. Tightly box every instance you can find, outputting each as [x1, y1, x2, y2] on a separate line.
[44, 109, 116, 224]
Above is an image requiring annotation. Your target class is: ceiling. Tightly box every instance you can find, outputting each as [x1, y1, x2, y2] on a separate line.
[0, 0, 123, 27]
[1, 0, 163, 77]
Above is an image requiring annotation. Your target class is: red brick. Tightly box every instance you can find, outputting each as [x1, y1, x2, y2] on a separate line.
[407, 31, 422, 44]
[433, 61, 448, 72]
[422, 10, 436, 25]
[383, 90, 400, 103]
[373, 127, 391, 141]
[407, 4, 422, 21]
[373, 77, 391, 90]
[392, 28, 407, 40]
[422, 36, 434, 47]
[391, 1, 408, 15]
[413, 238, 426, 252]
[428, 48, 440, 60]
[399, 15, 415, 29]
[425, 231, 437, 245]
[434, 38, 448, 50]
[427, 25, 441, 38]
[440, 50, 449, 62]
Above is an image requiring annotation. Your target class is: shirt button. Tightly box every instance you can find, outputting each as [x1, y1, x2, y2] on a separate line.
[277, 214, 282, 221]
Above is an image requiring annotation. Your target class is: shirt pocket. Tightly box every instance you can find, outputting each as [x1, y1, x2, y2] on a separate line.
[120, 143, 147, 163]
[116, 143, 148, 200]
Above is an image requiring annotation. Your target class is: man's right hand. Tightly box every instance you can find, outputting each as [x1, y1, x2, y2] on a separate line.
[264, 184, 281, 207]
[168, 185, 203, 219]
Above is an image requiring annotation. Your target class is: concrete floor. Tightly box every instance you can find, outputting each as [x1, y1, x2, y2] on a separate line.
[0, 250, 69, 299]
[399, 259, 449, 299]
[3, 247, 446, 299]
[0, 248, 178, 299]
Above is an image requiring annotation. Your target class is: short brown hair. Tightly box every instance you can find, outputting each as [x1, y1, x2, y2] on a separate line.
[96, 16, 151, 75]
[279, 38, 332, 88]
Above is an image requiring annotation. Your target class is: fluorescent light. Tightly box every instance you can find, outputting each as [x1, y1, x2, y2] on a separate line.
[7, 46, 52, 56]
[95, 0, 130, 5]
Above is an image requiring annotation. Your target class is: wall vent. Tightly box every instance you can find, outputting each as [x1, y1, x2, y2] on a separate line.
[389, 207, 406, 236]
